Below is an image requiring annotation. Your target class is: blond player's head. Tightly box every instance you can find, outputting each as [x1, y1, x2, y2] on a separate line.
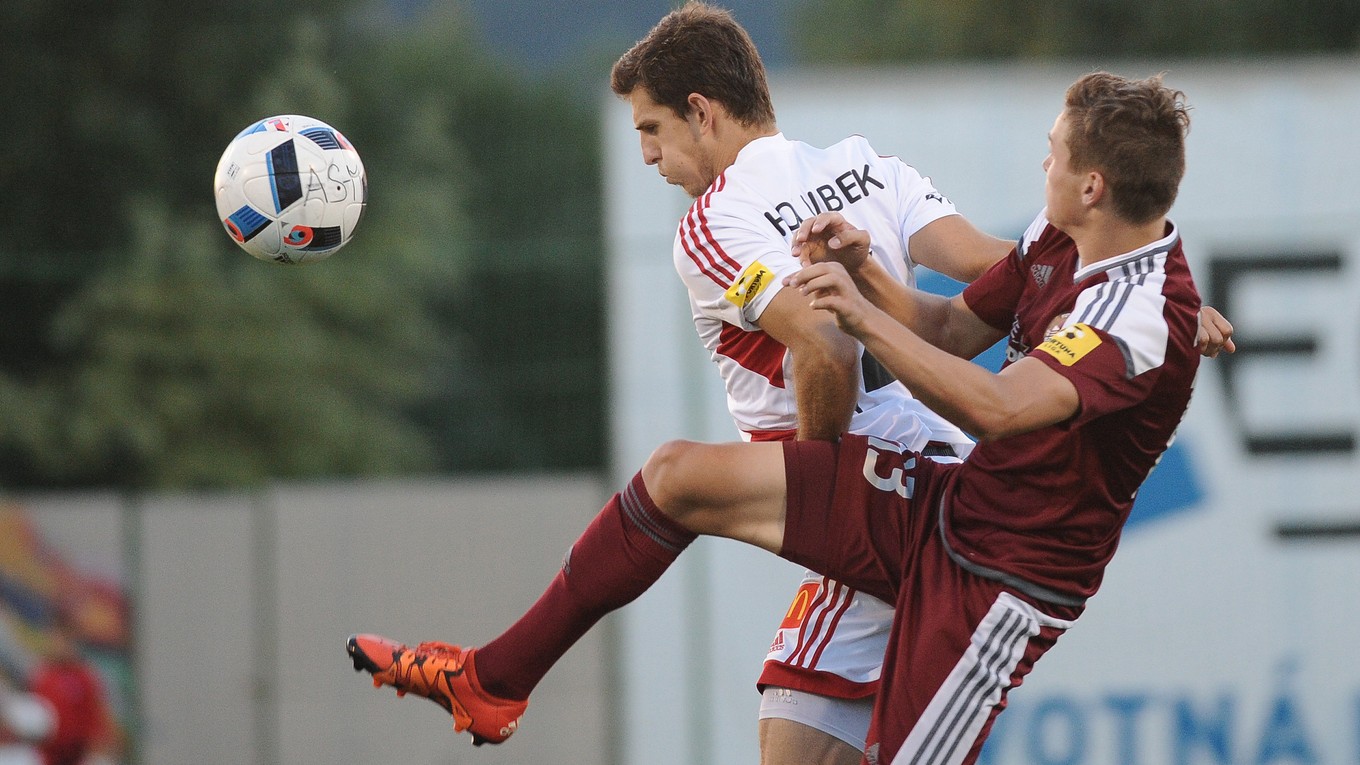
[1060, 72, 1191, 224]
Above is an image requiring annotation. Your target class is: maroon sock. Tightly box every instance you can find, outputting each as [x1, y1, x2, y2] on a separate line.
[474, 471, 696, 700]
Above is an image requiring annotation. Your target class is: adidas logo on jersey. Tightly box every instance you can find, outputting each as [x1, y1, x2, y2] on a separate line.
[1031, 264, 1055, 288]
[769, 632, 785, 654]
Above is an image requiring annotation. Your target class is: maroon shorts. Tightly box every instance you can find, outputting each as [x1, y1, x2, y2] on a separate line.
[781, 435, 1080, 765]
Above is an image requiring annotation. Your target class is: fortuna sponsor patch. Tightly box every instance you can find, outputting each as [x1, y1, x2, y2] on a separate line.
[725, 260, 774, 308]
[1037, 322, 1102, 366]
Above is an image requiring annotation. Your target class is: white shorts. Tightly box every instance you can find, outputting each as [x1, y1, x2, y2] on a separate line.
[758, 573, 892, 698]
[755, 450, 967, 749]
[758, 686, 874, 752]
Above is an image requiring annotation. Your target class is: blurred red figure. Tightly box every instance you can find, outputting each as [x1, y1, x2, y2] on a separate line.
[27, 615, 113, 765]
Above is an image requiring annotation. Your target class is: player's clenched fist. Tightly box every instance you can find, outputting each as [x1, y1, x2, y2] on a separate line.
[792, 212, 873, 272]
[1195, 305, 1236, 357]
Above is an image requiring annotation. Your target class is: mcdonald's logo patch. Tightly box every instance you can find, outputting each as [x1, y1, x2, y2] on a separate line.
[778, 581, 820, 629]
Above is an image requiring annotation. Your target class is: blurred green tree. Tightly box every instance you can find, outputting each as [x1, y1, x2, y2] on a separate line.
[0, 1, 603, 488]
[347, 7, 605, 474]
[791, 0, 1360, 62]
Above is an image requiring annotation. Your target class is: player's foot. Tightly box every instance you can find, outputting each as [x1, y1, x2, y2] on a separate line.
[347, 633, 527, 745]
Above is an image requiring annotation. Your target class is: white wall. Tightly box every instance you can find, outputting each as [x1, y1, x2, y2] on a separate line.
[604, 57, 1360, 764]
[22, 476, 613, 765]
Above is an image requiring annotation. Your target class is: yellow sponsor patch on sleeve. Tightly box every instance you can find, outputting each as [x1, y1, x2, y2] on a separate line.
[1036, 322, 1103, 366]
[724, 260, 774, 308]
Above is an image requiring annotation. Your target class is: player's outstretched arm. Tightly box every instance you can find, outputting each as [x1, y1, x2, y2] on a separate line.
[908, 214, 1014, 284]
[755, 287, 860, 441]
[791, 212, 996, 359]
[789, 261, 1076, 441]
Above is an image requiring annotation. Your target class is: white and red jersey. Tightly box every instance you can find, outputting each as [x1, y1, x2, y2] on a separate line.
[672, 133, 971, 451]
[671, 134, 975, 702]
[954, 210, 1202, 606]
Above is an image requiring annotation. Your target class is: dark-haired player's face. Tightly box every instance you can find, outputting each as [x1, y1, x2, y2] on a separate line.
[629, 89, 718, 198]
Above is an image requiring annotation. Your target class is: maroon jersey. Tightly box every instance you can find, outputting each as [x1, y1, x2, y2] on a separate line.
[950, 211, 1201, 607]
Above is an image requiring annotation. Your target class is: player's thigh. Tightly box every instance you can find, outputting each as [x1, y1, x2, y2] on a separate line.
[642, 439, 787, 553]
[759, 716, 864, 765]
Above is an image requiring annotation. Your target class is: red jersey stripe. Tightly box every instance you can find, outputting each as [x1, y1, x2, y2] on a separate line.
[679, 196, 734, 286]
[716, 323, 787, 388]
[679, 223, 733, 287]
[679, 175, 739, 285]
[746, 428, 797, 442]
[793, 580, 846, 667]
[788, 577, 834, 666]
[806, 587, 856, 669]
[693, 175, 741, 274]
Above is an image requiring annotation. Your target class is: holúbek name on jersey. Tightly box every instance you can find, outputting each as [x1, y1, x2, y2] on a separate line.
[762, 163, 887, 236]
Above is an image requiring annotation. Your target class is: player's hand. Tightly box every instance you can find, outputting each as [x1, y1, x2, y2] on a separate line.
[786, 261, 876, 336]
[791, 213, 872, 273]
[1196, 305, 1236, 357]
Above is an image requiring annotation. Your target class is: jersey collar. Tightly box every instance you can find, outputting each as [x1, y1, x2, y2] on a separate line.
[733, 133, 788, 166]
[1072, 220, 1179, 283]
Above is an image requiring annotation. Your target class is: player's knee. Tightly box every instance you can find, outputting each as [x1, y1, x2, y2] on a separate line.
[641, 439, 705, 522]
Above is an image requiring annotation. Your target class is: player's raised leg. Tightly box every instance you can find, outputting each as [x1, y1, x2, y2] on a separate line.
[760, 712, 869, 765]
[347, 439, 789, 744]
[641, 438, 789, 552]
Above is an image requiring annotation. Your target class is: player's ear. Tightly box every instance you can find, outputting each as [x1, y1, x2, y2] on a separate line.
[1082, 171, 1105, 209]
[686, 93, 716, 134]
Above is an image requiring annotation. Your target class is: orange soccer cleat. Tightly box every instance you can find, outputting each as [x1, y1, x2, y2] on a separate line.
[346, 633, 527, 745]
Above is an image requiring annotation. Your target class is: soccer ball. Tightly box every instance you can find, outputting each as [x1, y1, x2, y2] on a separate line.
[213, 115, 366, 264]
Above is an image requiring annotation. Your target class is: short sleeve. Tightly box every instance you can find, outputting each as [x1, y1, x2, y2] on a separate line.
[673, 193, 803, 330]
[889, 155, 959, 243]
[962, 247, 1025, 332]
[1030, 294, 1167, 425]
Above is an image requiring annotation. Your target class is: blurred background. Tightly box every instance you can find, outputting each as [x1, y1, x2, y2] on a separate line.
[2, 1, 1359, 764]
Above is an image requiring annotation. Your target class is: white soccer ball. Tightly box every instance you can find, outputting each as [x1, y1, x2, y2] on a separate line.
[213, 114, 366, 264]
